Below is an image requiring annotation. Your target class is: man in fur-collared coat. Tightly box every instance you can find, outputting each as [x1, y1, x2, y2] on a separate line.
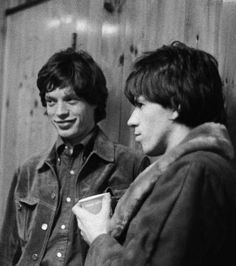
[73, 42, 236, 266]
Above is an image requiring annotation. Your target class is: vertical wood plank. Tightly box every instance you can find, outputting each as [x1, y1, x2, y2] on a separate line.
[0, 0, 7, 144]
[219, 0, 236, 165]
[99, 0, 126, 142]
[184, 0, 222, 55]
[118, 0, 147, 150]
[0, 15, 20, 218]
[0, 0, 8, 226]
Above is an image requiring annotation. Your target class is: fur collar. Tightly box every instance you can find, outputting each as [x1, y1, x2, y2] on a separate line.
[109, 123, 234, 238]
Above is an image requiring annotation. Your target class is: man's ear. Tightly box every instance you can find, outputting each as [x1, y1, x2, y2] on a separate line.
[171, 110, 179, 120]
[171, 104, 181, 120]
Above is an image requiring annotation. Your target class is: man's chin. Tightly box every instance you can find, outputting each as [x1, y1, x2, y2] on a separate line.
[57, 130, 74, 140]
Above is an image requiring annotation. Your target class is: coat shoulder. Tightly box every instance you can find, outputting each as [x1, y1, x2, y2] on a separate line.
[179, 150, 236, 177]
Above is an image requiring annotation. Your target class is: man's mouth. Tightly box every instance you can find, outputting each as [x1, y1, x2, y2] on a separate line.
[134, 133, 141, 141]
[54, 119, 76, 129]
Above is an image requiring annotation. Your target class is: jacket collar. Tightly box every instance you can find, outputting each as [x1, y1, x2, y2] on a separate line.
[109, 122, 234, 238]
[92, 127, 115, 162]
[37, 126, 115, 170]
[180, 122, 234, 159]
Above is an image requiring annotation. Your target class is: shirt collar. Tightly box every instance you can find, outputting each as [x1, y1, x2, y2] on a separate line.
[37, 126, 115, 170]
[55, 127, 97, 157]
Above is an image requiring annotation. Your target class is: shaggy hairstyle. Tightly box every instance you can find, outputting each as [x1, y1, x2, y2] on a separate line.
[125, 41, 226, 127]
[37, 48, 108, 123]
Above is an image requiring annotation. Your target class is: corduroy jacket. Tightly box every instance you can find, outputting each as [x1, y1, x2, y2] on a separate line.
[0, 128, 149, 266]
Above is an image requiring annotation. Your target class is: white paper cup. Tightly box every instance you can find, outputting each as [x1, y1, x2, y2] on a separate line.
[78, 193, 109, 214]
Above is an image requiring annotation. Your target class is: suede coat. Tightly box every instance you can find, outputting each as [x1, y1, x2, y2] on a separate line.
[85, 123, 236, 266]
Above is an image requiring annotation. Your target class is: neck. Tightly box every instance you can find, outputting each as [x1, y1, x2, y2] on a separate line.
[165, 123, 191, 153]
[63, 126, 96, 147]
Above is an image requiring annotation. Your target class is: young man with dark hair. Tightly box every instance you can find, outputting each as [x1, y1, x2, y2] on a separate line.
[0, 48, 149, 265]
[73, 42, 236, 266]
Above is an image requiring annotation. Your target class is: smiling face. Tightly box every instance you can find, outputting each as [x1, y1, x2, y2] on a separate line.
[45, 86, 96, 145]
[127, 96, 176, 156]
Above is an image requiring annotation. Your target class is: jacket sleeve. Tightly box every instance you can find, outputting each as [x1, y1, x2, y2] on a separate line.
[0, 171, 22, 265]
[85, 160, 235, 266]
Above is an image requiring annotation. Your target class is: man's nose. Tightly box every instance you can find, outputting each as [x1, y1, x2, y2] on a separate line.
[56, 102, 69, 117]
[127, 109, 138, 127]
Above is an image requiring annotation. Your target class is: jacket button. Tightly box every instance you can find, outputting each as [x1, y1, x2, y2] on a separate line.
[41, 223, 48, 231]
[57, 252, 62, 258]
[66, 197, 71, 203]
[61, 224, 66, 230]
[17, 202, 22, 210]
[69, 169, 75, 175]
[32, 253, 38, 261]
[51, 192, 56, 200]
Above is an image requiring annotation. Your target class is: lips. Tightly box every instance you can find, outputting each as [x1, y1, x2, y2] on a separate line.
[54, 119, 76, 129]
[134, 132, 141, 141]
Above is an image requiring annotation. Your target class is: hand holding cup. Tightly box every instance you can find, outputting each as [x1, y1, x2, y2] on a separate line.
[72, 192, 111, 245]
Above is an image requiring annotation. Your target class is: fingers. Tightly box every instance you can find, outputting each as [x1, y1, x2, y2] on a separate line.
[72, 203, 80, 216]
[80, 229, 86, 239]
[77, 220, 81, 228]
[72, 204, 89, 218]
[72, 192, 111, 218]
[101, 193, 111, 215]
[72, 205, 88, 232]
[72, 194, 111, 245]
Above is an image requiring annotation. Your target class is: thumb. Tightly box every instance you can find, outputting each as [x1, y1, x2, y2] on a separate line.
[72, 204, 81, 217]
[72, 204, 88, 218]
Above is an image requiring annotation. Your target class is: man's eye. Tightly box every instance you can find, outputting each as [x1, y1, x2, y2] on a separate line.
[66, 98, 79, 104]
[66, 96, 82, 104]
[46, 99, 55, 106]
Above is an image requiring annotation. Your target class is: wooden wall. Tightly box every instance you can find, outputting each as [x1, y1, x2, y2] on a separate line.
[220, 1, 236, 164]
[0, 0, 8, 225]
[0, 0, 236, 225]
[0, 0, 7, 152]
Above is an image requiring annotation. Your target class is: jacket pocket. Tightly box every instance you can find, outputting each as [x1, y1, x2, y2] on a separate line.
[15, 197, 39, 244]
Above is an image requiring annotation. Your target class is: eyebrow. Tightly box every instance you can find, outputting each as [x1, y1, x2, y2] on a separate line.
[45, 95, 54, 100]
[64, 91, 77, 96]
